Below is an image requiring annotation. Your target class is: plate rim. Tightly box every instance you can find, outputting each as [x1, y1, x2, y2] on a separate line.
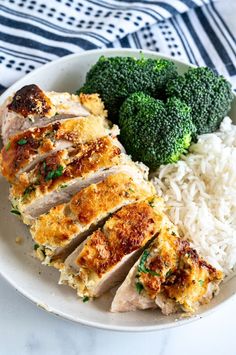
[0, 48, 196, 103]
[0, 48, 235, 332]
[1, 263, 234, 332]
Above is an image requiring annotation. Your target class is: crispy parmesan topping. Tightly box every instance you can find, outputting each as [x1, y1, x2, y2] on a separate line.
[8, 84, 53, 118]
[30, 173, 154, 255]
[0, 116, 111, 183]
[11, 136, 122, 200]
[75, 199, 164, 277]
[137, 227, 223, 311]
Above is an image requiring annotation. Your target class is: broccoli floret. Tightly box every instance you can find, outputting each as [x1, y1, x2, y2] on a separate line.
[166, 67, 233, 135]
[77, 56, 177, 121]
[119, 92, 196, 170]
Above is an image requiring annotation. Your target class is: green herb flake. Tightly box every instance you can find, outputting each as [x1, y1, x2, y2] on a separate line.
[128, 188, 135, 193]
[5, 141, 11, 151]
[199, 279, 204, 286]
[45, 165, 64, 181]
[138, 250, 160, 276]
[41, 249, 46, 257]
[148, 198, 155, 208]
[171, 231, 176, 236]
[166, 269, 173, 278]
[135, 282, 144, 294]
[59, 184, 68, 189]
[34, 244, 40, 251]
[147, 270, 161, 277]
[82, 296, 89, 303]
[138, 250, 150, 273]
[17, 138, 27, 145]
[23, 185, 36, 198]
[10, 209, 21, 216]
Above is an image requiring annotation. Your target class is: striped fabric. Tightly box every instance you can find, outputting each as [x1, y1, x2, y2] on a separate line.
[0, 0, 235, 92]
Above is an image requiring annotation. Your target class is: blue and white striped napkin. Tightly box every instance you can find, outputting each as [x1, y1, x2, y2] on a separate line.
[0, 0, 235, 92]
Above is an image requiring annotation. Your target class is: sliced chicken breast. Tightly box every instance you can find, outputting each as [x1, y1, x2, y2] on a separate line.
[59, 196, 166, 298]
[111, 222, 223, 315]
[1, 116, 118, 182]
[0, 84, 107, 144]
[10, 136, 144, 224]
[31, 172, 155, 268]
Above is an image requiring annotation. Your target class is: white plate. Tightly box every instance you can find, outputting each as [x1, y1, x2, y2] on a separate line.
[0, 49, 236, 332]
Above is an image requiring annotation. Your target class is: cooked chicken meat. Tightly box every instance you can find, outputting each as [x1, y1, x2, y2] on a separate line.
[111, 222, 223, 315]
[0, 84, 107, 144]
[1, 116, 118, 183]
[31, 172, 155, 267]
[59, 196, 166, 298]
[10, 136, 143, 224]
[0, 83, 223, 317]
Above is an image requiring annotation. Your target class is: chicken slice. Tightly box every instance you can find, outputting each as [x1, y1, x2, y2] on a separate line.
[1, 116, 118, 183]
[59, 196, 166, 298]
[31, 172, 155, 268]
[111, 223, 223, 315]
[10, 136, 145, 224]
[0, 84, 107, 144]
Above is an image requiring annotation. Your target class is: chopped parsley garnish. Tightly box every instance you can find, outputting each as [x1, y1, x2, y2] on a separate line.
[138, 250, 150, 273]
[138, 250, 160, 276]
[45, 165, 64, 181]
[41, 249, 46, 257]
[34, 244, 40, 250]
[45, 130, 56, 139]
[17, 138, 27, 145]
[166, 269, 173, 278]
[59, 184, 68, 189]
[10, 209, 21, 216]
[199, 279, 204, 286]
[82, 296, 89, 303]
[129, 188, 135, 193]
[5, 141, 11, 151]
[135, 282, 144, 294]
[171, 231, 176, 236]
[147, 270, 161, 277]
[23, 185, 36, 198]
[148, 198, 155, 208]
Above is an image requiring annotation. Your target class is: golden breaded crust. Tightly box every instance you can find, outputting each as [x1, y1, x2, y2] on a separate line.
[69, 173, 155, 225]
[8, 84, 54, 118]
[79, 93, 107, 118]
[32, 204, 79, 246]
[31, 173, 155, 249]
[11, 136, 122, 205]
[138, 227, 223, 312]
[1, 116, 110, 182]
[75, 197, 164, 277]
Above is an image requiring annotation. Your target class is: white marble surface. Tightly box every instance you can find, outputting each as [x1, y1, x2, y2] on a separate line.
[1, 275, 236, 355]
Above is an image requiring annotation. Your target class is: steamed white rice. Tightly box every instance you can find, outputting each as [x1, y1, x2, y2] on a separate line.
[152, 117, 236, 276]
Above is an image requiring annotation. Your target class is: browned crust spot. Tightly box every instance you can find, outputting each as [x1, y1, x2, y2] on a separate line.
[1, 116, 110, 183]
[31, 173, 153, 249]
[75, 201, 163, 277]
[12, 136, 121, 199]
[139, 229, 223, 308]
[70, 173, 148, 225]
[32, 204, 78, 246]
[8, 84, 53, 118]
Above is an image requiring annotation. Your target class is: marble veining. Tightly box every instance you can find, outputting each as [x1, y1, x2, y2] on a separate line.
[0, 275, 236, 355]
